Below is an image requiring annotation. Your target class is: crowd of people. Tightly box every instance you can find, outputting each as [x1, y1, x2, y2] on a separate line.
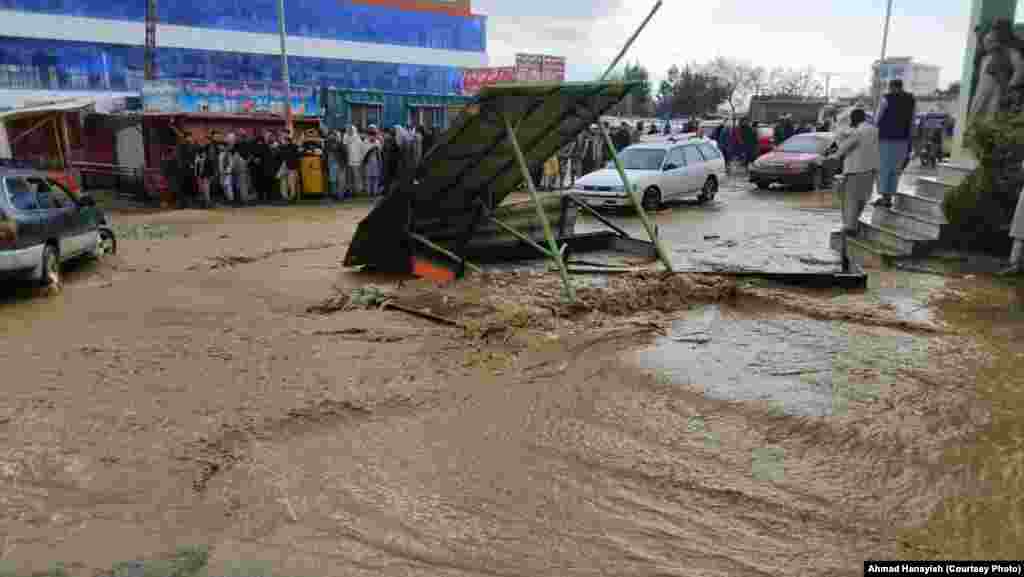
[172, 123, 440, 209]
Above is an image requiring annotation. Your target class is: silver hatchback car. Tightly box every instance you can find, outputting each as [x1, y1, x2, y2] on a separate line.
[0, 168, 115, 287]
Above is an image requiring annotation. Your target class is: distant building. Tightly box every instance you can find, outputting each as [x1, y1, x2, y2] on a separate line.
[748, 96, 829, 125]
[830, 86, 858, 101]
[872, 57, 941, 97]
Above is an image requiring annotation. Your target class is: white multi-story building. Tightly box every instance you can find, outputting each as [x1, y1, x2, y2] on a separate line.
[872, 57, 941, 97]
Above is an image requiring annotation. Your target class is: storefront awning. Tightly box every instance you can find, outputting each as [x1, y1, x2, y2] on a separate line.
[0, 97, 96, 120]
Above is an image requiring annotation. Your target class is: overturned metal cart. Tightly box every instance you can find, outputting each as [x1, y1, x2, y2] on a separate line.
[343, 80, 673, 300]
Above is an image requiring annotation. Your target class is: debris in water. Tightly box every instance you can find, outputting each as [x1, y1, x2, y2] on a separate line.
[670, 334, 711, 344]
[382, 302, 462, 328]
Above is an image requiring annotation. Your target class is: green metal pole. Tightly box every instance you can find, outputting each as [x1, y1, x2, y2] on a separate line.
[503, 115, 576, 301]
[408, 232, 484, 275]
[593, 0, 673, 272]
[598, 124, 674, 272]
[487, 216, 557, 259]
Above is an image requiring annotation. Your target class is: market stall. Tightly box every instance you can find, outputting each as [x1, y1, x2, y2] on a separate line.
[0, 97, 98, 193]
[140, 112, 321, 207]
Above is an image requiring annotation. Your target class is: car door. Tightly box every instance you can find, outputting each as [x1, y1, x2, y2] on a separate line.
[681, 145, 705, 194]
[660, 146, 687, 199]
[30, 176, 76, 259]
[3, 176, 46, 250]
[697, 142, 725, 179]
[47, 178, 97, 257]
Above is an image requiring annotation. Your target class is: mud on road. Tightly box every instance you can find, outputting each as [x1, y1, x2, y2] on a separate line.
[0, 197, 1015, 576]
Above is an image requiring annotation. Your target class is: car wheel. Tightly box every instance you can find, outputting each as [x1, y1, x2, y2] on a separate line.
[94, 228, 116, 259]
[641, 187, 662, 211]
[755, 181, 770, 190]
[39, 243, 60, 288]
[698, 177, 718, 204]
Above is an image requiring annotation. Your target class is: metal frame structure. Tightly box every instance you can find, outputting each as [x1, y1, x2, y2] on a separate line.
[349, 0, 866, 295]
[402, 0, 670, 301]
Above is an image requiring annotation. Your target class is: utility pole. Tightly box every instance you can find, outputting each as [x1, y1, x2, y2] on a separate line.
[277, 0, 292, 135]
[143, 0, 156, 205]
[144, 0, 156, 81]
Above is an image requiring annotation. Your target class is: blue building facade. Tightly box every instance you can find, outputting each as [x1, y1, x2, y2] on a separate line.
[0, 0, 487, 115]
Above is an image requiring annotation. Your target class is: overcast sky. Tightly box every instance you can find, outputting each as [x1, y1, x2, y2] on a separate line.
[473, 0, 974, 93]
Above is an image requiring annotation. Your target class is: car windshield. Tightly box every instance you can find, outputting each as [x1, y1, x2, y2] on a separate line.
[610, 148, 666, 170]
[778, 135, 825, 154]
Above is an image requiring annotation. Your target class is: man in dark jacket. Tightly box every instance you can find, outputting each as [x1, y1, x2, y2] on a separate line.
[874, 78, 916, 207]
[613, 122, 631, 152]
[175, 131, 196, 209]
[278, 131, 301, 203]
[379, 129, 399, 197]
[740, 118, 757, 169]
[247, 133, 266, 203]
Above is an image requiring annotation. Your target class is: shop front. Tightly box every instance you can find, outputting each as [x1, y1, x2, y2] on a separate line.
[322, 88, 472, 132]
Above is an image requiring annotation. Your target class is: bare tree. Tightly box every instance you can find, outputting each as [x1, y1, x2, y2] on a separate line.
[704, 57, 765, 119]
[765, 66, 824, 99]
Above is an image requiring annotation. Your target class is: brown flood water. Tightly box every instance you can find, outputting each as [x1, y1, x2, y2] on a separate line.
[0, 202, 1020, 575]
[897, 277, 1024, 558]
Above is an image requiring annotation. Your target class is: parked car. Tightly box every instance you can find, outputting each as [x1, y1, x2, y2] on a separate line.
[0, 169, 115, 287]
[568, 137, 726, 210]
[748, 132, 842, 191]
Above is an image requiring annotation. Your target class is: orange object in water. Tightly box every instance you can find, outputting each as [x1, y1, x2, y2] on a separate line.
[411, 257, 456, 283]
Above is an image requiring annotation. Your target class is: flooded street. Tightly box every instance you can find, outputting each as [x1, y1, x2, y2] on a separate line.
[577, 175, 845, 272]
[0, 177, 1020, 575]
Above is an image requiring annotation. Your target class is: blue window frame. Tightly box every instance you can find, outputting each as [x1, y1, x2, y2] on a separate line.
[0, 0, 486, 52]
[0, 36, 465, 95]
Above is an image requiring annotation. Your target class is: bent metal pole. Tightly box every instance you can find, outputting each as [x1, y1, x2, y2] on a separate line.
[875, 0, 894, 111]
[600, 0, 663, 82]
[504, 115, 576, 302]
[597, 0, 674, 273]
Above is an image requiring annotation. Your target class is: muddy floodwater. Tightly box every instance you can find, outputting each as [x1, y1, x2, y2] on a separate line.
[634, 304, 932, 417]
[0, 178, 1021, 576]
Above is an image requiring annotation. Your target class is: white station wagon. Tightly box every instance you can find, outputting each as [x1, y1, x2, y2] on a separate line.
[570, 137, 726, 210]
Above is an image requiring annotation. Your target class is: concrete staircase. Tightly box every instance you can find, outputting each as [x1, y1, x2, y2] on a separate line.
[830, 160, 974, 268]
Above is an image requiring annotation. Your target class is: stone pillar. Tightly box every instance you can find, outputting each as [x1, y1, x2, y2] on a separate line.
[952, 0, 1018, 163]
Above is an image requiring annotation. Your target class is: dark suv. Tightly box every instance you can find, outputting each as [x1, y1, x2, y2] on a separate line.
[0, 169, 114, 287]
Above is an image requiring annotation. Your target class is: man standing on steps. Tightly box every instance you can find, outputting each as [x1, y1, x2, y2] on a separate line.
[830, 109, 879, 236]
[874, 79, 916, 208]
[1002, 192, 1024, 275]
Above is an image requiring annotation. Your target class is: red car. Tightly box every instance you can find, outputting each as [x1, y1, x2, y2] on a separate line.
[748, 132, 842, 191]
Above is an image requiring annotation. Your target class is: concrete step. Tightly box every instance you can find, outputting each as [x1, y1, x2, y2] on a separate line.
[892, 190, 946, 221]
[856, 220, 933, 255]
[830, 230, 903, 269]
[937, 160, 976, 186]
[868, 205, 944, 239]
[915, 175, 957, 201]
